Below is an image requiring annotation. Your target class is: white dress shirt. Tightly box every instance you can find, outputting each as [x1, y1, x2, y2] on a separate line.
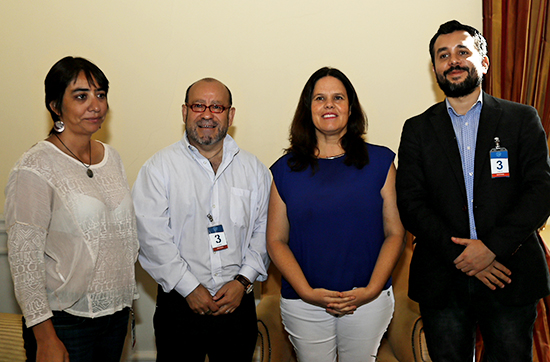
[132, 134, 270, 297]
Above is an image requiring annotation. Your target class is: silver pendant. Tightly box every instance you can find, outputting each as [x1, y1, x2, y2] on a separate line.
[87, 169, 94, 178]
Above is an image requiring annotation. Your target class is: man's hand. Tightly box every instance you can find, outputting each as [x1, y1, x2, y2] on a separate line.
[475, 260, 512, 290]
[452, 237, 496, 275]
[185, 284, 219, 315]
[212, 280, 246, 315]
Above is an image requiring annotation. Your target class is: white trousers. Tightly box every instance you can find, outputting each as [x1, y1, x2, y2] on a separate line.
[280, 287, 394, 362]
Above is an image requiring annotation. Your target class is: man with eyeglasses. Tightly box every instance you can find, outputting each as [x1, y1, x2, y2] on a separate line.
[133, 78, 271, 361]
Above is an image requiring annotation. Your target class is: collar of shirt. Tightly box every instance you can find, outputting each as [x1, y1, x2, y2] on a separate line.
[445, 91, 484, 118]
[182, 132, 241, 177]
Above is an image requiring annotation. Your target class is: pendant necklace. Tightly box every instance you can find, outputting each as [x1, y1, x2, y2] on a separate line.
[318, 152, 345, 160]
[54, 133, 94, 178]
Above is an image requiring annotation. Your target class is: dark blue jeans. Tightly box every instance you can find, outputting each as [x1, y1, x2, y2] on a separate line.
[23, 308, 130, 362]
[420, 278, 538, 362]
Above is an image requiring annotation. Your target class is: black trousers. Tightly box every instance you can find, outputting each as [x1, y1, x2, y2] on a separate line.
[154, 285, 258, 362]
[23, 308, 129, 362]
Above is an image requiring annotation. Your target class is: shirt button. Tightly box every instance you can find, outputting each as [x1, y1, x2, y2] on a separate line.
[467, 146, 471, 150]
[465, 122, 469, 126]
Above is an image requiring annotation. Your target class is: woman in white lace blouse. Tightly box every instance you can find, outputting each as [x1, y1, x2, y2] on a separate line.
[5, 57, 139, 362]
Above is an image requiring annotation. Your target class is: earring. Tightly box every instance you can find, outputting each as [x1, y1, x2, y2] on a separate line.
[54, 120, 65, 133]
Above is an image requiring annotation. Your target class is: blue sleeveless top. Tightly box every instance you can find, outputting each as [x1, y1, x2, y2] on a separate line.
[270, 144, 395, 299]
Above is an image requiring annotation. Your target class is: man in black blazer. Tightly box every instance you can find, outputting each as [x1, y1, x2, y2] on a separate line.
[396, 20, 550, 361]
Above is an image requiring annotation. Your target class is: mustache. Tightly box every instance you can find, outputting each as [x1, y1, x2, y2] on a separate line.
[197, 118, 218, 125]
[444, 65, 470, 76]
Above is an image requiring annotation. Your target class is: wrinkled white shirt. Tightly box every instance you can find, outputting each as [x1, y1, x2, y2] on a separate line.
[5, 141, 139, 327]
[132, 134, 270, 297]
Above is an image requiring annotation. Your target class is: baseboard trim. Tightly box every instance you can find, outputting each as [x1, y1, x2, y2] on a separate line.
[126, 350, 156, 361]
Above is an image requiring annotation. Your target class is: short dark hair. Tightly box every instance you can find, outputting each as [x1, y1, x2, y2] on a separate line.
[45, 57, 109, 133]
[286, 67, 369, 172]
[184, 78, 233, 106]
[429, 20, 488, 65]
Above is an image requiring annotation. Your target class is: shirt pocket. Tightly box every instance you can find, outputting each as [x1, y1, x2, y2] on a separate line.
[230, 187, 251, 227]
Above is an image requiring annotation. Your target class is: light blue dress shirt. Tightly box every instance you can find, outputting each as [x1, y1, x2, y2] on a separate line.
[446, 92, 483, 239]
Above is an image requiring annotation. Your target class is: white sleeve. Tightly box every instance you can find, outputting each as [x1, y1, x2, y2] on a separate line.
[132, 160, 200, 297]
[6, 168, 54, 327]
[238, 162, 271, 283]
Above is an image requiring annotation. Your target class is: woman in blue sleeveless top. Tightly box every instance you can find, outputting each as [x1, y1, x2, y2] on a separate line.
[267, 67, 406, 362]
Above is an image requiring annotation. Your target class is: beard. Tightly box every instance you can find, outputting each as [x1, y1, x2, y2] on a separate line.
[186, 118, 229, 146]
[436, 65, 482, 98]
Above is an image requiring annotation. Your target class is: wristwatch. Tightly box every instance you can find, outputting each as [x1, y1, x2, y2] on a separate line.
[234, 274, 254, 294]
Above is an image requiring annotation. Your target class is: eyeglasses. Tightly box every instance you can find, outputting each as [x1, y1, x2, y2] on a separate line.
[186, 103, 231, 114]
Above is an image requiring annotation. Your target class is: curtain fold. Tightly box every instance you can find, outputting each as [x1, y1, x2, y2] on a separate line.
[481, 3, 550, 361]
[483, 0, 550, 136]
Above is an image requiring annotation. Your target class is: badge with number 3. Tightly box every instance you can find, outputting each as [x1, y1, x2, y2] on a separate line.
[490, 137, 509, 178]
[208, 225, 228, 251]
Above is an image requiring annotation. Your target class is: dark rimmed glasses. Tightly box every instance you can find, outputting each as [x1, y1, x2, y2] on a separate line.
[186, 103, 231, 114]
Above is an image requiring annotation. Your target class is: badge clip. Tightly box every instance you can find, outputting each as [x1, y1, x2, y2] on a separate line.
[490, 137, 509, 178]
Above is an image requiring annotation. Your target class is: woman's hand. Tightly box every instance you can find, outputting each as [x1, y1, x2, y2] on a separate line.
[300, 288, 356, 316]
[301, 288, 354, 308]
[267, 183, 355, 316]
[36, 339, 70, 362]
[33, 319, 70, 362]
[326, 286, 381, 314]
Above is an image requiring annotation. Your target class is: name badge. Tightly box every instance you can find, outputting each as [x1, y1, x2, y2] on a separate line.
[490, 137, 509, 178]
[208, 224, 228, 251]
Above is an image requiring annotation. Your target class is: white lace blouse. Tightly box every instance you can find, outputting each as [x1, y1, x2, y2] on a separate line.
[5, 141, 139, 328]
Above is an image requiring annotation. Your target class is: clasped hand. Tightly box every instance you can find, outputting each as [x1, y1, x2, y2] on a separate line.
[303, 287, 380, 316]
[452, 237, 511, 289]
[186, 281, 244, 316]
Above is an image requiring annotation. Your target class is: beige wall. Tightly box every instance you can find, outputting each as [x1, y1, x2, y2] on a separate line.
[0, 1, 482, 211]
[0, 0, 482, 359]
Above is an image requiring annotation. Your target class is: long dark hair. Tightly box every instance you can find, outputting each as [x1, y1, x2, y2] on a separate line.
[45, 56, 109, 134]
[286, 67, 368, 172]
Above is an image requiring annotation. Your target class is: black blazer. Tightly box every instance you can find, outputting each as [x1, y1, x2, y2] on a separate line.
[396, 92, 550, 307]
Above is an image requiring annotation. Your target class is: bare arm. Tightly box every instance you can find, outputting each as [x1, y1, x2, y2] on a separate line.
[329, 163, 406, 312]
[32, 319, 70, 362]
[266, 181, 353, 311]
